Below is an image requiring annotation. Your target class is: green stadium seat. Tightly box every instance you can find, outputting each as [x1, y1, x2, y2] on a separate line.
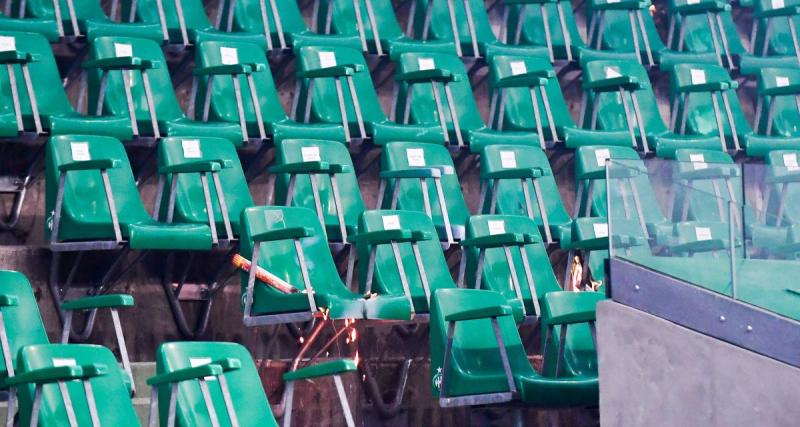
[45, 134, 216, 338]
[579, 58, 668, 154]
[217, 0, 354, 51]
[86, 36, 243, 145]
[393, 51, 539, 152]
[376, 141, 469, 244]
[130, 0, 270, 47]
[194, 40, 346, 145]
[586, 0, 666, 66]
[14, 344, 139, 426]
[149, 341, 357, 427]
[666, 63, 750, 153]
[487, 55, 574, 148]
[752, 67, 800, 138]
[430, 288, 598, 407]
[0, 270, 135, 423]
[270, 138, 363, 285]
[316, 0, 454, 58]
[354, 209, 456, 317]
[13, 0, 163, 41]
[239, 205, 411, 324]
[751, 0, 800, 60]
[408, 0, 550, 59]
[0, 12, 59, 41]
[665, 0, 747, 69]
[667, 220, 743, 257]
[293, 44, 445, 145]
[502, 0, 586, 62]
[739, 52, 800, 75]
[763, 149, 800, 226]
[671, 148, 742, 224]
[478, 144, 571, 244]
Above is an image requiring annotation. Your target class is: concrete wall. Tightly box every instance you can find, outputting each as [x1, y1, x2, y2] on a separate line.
[597, 301, 800, 427]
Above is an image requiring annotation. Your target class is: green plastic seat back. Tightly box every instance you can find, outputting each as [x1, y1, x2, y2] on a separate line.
[0, 270, 49, 378]
[464, 215, 562, 312]
[0, 31, 76, 125]
[575, 145, 667, 226]
[273, 139, 364, 238]
[319, 0, 404, 43]
[295, 45, 386, 128]
[672, 148, 740, 222]
[157, 137, 253, 236]
[586, 0, 666, 55]
[672, 220, 741, 257]
[88, 36, 185, 123]
[239, 206, 347, 315]
[380, 141, 469, 240]
[16, 344, 139, 427]
[756, 67, 800, 137]
[488, 55, 573, 135]
[45, 135, 151, 242]
[356, 209, 455, 313]
[581, 59, 667, 135]
[765, 150, 800, 225]
[670, 63, 752, 141]
[227, 0, 309, 36]
[195, 40, 288, 125]
[395, 51, 484, 133]
[155, 341, 276, 427]
[667, 0, 746, 55]
[411, 0, 497, 55]
[23, 0, 106, 21]
[134, 0, 214, 36]
[506, 0, 585, 58]
[429, 288, 536, 398]
[480, 144, 571, 231]
[752, 0, 800, 56]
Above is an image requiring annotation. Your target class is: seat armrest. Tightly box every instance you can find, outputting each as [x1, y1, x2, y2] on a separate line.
[543, 291, 603, 326]
[444, 304, 513, 322]
[380, 168, 444, 179]
[672, 0, 730, 15]
[0, 51, 38, 64]
[493, 72, 552, 89]
[590, 0, 648, 11]
[251, 227, 315, 243]
[269, 161, 351, 174]
[754, 5, 800, 18]
[58, 159, 121, 172]
[762, 82, 800, 96]
[193, 64, 253, 76]
[483, 167, 548, 180]
[283, 359, 357, 381]
[61, 294, 134, 311]
[146, 364, 223, 386]
[765, 171, 800, 184]
[350, 229, 433, 245]
[211, 358, 241, 373]
[460, 232, 539, 249]
[158, 160, 226, 174]
[669, 238, 730, 254]
[82, 57, 159, 71]
[678, 165, 739, 180]
[4, 364, 108, 387]
[504, 0, 558, 4]
[395, 69, 460, 84]
[673, 80, 731, 93]
[297, 64, 364, 79]
[583, 75, 642, 92]
[0, 294, 19, 307]
[564, 236, 609, 251]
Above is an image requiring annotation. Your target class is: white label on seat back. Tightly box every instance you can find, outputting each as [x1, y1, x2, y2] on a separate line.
[776, 76, 790, 87]
[607, 0, 620, 3]
[382, 215, 400, 230]
[0, 36, 15, 52]
[784, 153, 799, 170]
[406, 148, 426, 166]
[301, 146, 321, 162]
[487, 220, 506, 235]
[52, 358, 77, 367]
[114, 43, 133, 57]
[695, 227, 712, 241]
[500, 150, 517, 168]
[182, 139, 202, 158]
[687, 0, 700, 4]
[690, 69, 706, 85]
[318, 51, 336, 68]
[509, 61, 527, 76]
[418, 58, 435, 71]
[189, 357, 216, 381]
[220, 47, 239, 65]
[604, 67, 621, 79]
[594, 148, 611, 167]
[689, 153, 707, 170]
[593, 222, 608, 238]
[70, 142, 90, 161]
[772, 0, 785, 8]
